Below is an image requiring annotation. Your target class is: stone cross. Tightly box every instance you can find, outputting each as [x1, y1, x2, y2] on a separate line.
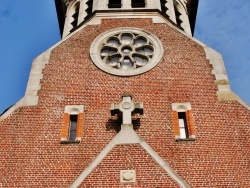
[111, 94, 143, 125]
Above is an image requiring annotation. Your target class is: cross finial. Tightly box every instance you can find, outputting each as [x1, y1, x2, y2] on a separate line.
[111, 94, 143, 126]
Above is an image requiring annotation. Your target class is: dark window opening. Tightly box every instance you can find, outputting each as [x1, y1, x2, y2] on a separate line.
[131, 0, 146, 8]
[108, 0, 122, 8]
[69, 115, 78, 141]
[178, 112, 188, 139]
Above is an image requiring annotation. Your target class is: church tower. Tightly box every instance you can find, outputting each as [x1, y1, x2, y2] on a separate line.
[1, 0, 249, 187]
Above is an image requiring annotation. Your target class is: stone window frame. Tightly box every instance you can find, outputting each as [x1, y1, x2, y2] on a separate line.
[171, 102, 196, 142]
[60, 105, 84, 143]
[90, 27, 164, 76]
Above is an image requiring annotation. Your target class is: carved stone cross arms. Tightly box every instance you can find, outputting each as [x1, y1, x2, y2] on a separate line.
[111, 95, 143, 125]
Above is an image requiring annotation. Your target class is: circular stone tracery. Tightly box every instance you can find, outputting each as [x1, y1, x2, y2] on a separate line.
[90, 28, 164, 76]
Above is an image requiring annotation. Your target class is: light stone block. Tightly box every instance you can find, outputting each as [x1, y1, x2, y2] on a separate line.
[172, 102, 191, 112]
[27, 78, 42, 85]
[25, 90, 39, 96]
[64, 105, 84, 114]
[28, 73, 43, 80]
[152, 16, 167, 23]
[25, 84, 41, 92]
[23, 96, 39, 106]
[211, 69, 226, 75]
[214, 74, 229, 81]
[86, 17, 102, 25]
[30, 64, 46, 73]
[120, 170, 136, 183]
[147, 0, 161, 9]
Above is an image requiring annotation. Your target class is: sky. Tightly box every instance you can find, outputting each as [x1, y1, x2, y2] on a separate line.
[0, 0, 249, 114]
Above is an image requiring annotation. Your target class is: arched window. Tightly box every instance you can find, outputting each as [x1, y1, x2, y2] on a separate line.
[60, 105, 84, 143]
[171, 103, 196, 141]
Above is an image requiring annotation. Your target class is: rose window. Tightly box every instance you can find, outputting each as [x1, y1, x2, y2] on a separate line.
[100, 33, 154, 70]
[90, 28, 164, 76]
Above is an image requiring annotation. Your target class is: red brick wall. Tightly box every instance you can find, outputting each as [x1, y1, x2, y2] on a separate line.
[0, 18, 249, 187]
[81, 144, 179, 187]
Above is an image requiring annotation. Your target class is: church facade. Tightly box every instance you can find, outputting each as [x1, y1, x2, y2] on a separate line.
[0, 0, 249, 187]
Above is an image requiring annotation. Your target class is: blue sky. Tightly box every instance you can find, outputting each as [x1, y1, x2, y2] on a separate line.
[0, 0, 249, 114]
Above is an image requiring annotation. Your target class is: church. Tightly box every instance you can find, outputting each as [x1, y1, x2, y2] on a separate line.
[0, 0, 249, 187]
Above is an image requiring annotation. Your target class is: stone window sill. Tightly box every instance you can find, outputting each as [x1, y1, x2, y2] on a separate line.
[176, 138, 196, 142]
[60, 140, 80, 144]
